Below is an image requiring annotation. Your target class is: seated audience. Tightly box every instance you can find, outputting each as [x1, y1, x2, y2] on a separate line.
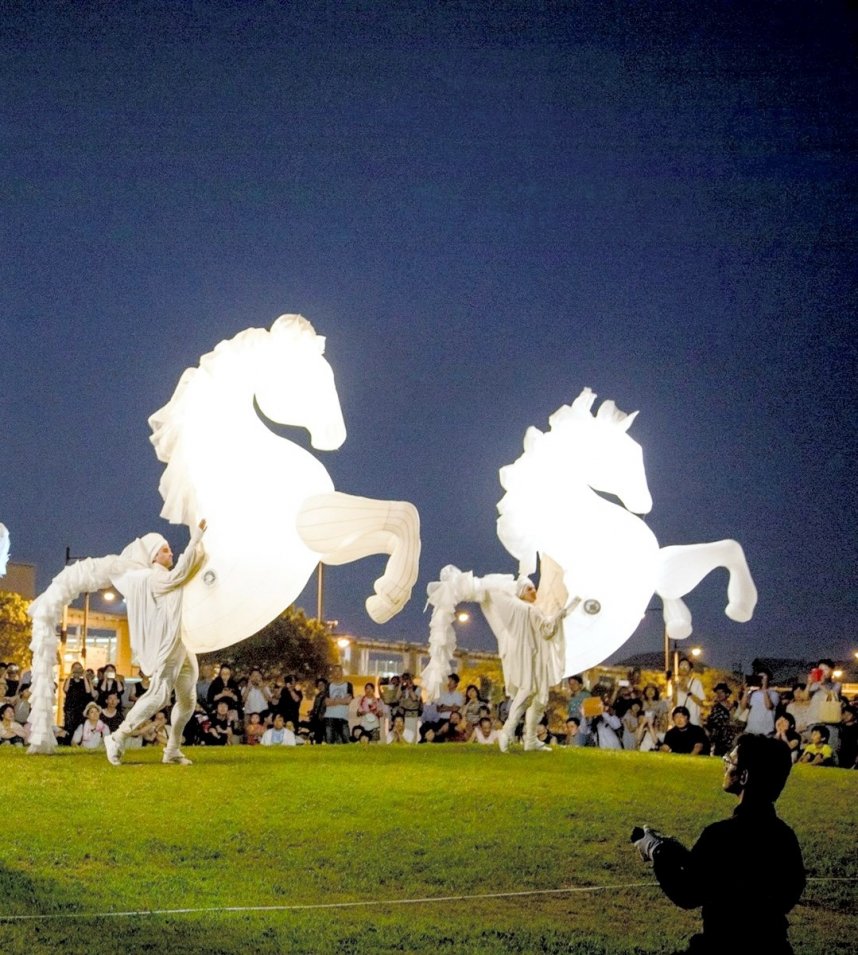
[262, 714, 301, 746]
[561, 716, 584, 747]
[387, 713, 414, 744]
[436, 673, 464, 718]
[461, 684, 486, 727]
[207, 664, 242, 722]
[205, 700, 233, 746]
[0, 703, 26, 746]
[245, 711, 266, 745]
[99, 692, 124, 734]
[772, 712, 802, 763]
[71, 702, 109, 750]
[470, 716, 499, 745]
[799, 724, 835, 766]
[139, 710, 170, 747]
[661, 706, 709, 755]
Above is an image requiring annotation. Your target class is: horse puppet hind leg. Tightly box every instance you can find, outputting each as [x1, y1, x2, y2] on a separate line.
[296, 492, 421, 624]
[655, 539, 759, 639]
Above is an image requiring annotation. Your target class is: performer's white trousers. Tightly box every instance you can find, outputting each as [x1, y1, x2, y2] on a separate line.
[113, 641, 198, 754]
[503, 688, 546, 745]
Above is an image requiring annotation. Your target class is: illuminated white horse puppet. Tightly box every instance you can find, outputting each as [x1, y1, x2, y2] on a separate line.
[27, 315, 420, 752]
[422, 387, 757, 696]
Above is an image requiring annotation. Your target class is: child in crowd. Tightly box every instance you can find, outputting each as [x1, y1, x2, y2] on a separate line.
[356, 682, 383, 742]
[261, 714, 301, 746]
[799, 725, 835, 766]
[245, 711, 266, 745]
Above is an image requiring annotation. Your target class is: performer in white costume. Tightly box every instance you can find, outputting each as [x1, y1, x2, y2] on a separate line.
[423, 558, 568, 753]
[482, 576, 566, 753]
[104, 519, 207, 766]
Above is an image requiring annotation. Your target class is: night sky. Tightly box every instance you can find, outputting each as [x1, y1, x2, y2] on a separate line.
[2, 2, 855, 671]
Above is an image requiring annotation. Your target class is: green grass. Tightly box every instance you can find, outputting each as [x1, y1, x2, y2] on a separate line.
[0, 745, 854, 954]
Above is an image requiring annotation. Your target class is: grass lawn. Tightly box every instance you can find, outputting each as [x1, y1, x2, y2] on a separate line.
[0, 744, 854, 954]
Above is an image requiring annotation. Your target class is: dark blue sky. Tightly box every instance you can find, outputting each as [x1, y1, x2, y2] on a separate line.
[2, 2, 855, 670]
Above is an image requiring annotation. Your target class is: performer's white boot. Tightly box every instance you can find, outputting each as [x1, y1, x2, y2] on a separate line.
[522, 702, 552, 752]
[104, 733, 124, 766]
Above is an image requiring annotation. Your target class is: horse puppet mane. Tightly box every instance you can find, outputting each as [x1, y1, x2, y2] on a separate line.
[148, 314, 326, 527]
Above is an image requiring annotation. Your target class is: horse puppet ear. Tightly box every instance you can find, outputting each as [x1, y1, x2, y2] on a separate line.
[596, 399, 639, 432]
[617, 409, 639, 432]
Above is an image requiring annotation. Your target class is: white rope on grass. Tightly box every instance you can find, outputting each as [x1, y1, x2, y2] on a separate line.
[0, 882, 658, 922]
[0, 877, 852, 923]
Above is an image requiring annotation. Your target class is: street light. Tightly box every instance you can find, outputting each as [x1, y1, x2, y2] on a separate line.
[455, 611, 470, 623]
[690, 647, 702, 659]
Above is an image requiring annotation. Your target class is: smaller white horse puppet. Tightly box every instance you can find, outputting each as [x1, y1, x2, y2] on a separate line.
[424, 387, 757, 688]
[27, 315, 420, 752]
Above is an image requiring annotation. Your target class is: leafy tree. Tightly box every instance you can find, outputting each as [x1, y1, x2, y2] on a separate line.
[0, 591, 32, 668]
[200, 605, 336, 678]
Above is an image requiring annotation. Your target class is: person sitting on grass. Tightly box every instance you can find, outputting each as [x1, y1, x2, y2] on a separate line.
[206, 699, 232, 746]
[798, 725, 835, 766]
[0, 703, 27, 746]
[387, 714, 413, 744]
[660, 706, 709, 755]
[561, 716, 584, 747]
[471, 715, 500, 745]
[139, 710, 170, 747]
[71, 702, 109, 750]
[461, 684, 485, 727]
[772, 712, 802, 763]
[446, 710, 471, 742]
[99, 692, 124, 734]
[535, 722, 554, 747]
[261, 713, 301, 746]
[245, 711, 266, 746]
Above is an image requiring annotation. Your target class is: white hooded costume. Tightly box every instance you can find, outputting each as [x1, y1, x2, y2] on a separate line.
[108, 526, 206, 756]
[422, 564, 566, 750]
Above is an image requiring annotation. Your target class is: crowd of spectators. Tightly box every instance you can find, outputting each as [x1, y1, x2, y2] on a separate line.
[0, 654, 855, 769]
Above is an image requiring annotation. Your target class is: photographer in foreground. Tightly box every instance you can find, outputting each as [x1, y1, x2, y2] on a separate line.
[632, 734, 804, 954]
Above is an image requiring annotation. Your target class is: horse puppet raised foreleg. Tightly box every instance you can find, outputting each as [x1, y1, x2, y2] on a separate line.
[655, 539, 758, 640]
[297, 492, 421, 623]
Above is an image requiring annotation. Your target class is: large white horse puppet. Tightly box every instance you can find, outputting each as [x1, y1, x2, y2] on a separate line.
[423, 388, 756, 693]
[27, 315, 420, 752]
[149, 313, 421, 649]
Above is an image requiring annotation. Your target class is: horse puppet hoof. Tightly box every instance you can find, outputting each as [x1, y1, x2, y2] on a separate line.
[725, 601, 754, 623]
[366, 592, 398, 624]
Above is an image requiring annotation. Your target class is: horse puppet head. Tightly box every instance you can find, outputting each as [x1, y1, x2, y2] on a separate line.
[149, 314, 345, 527]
